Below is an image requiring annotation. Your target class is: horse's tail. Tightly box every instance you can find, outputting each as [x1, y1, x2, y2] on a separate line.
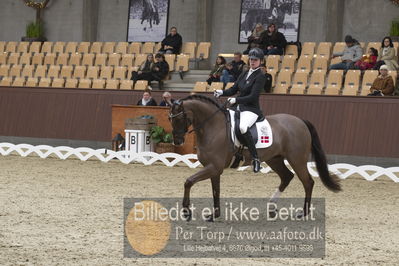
[302, 120, 342, 192]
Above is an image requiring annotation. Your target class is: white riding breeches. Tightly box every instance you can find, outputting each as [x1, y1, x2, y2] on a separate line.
[239, 111, 258, 134]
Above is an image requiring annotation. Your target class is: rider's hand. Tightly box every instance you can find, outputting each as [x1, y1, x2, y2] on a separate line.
[214, 90, 223, 98]
[227, 98, 236, 105]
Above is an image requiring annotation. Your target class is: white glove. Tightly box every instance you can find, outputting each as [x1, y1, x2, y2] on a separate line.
[227, 98, 236, 105]
[214, 89, 223, 98]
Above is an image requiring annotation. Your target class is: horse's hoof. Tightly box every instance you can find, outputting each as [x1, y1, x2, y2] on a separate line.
[268, 208, 278, 219]
[205, 214, 214, 222]
[296, 210, 305, 219]
[182, 208, 192, 222]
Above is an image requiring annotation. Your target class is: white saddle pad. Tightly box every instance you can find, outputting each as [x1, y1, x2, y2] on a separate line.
[229, 110, 273, 149]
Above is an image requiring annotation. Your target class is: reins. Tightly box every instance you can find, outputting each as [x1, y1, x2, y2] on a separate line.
[187, 101, 228, 134]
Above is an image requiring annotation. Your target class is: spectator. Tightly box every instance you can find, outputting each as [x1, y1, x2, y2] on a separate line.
[243, 23, 265, 54]
[206, 56, 226, 85]
[131, 53, 170, 87]
[260, 23, 287, 55]
[354, 48, 378, 70]
[131, 54, 154, 83]
[330, 35, 363, 71]
[137, 89, 158, 106]
[159, 26, 182, 54]
[373, 37, 399, 71]
[260, 63, 273, 93]
[368, 65, 394, 96]
[220, 52, 247, 86]
[159, 91, 175, 106]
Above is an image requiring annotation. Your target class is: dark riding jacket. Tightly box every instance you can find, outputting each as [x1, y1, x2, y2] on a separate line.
[222, 68, 266, 117]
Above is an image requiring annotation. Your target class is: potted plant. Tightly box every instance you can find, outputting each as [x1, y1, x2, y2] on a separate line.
[22, 21, 46, 42]
[389, 19, 399, 42]
[150, 126, 175, 153]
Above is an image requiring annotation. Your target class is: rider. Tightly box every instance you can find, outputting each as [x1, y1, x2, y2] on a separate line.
[214, 48, 266, 173]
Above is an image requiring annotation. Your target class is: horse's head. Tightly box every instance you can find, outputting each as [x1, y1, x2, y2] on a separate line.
[168, 100, 192, 146]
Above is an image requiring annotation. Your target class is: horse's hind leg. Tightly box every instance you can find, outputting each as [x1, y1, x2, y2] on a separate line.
[266, 156, 294, 203]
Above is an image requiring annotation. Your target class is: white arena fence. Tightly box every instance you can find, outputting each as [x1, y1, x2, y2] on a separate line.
[0, 142, 398, 183]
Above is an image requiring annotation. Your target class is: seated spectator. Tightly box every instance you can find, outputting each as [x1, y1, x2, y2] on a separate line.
[243, 23, 265, 54]
[137, 89, 158, 106]
[159, 91, 175, 106]
[206, 56, 226, 85]
[220, 52, 247, 86]
[354, 48, 378, 70]
[368, 65, 394, 96]
[158, 26, 182, 54]
[260, 63, 273, 93]
[330, 35, 362, 71]
[131, 54, 154, 82]
[132, 53, 170, 87]
[373, 37, 399, 71]
[260, 23, 287, 55]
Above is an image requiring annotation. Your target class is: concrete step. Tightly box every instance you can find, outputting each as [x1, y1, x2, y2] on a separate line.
[169, 70, 210, 83]
[151, 81, 195, 92]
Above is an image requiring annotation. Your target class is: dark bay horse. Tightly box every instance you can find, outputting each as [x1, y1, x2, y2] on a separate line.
[168, 95, 341, 220]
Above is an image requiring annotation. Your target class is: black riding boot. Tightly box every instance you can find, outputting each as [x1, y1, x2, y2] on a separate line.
[242, 131, 261, 173]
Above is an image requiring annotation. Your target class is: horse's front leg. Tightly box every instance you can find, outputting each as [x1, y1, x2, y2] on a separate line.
[205, 175, 221, 222]
[182, 165, 216, 221]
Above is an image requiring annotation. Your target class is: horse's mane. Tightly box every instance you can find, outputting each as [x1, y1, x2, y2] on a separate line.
[181, 94, 225, 111]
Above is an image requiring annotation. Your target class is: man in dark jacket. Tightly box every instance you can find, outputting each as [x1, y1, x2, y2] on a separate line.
[159, 27, 182, 54]
[260, 64, 273, 93]
[260, 23, 287, 55]
[220, 52, 247, 86]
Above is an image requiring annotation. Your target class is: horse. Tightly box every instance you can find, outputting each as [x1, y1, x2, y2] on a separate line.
[168, 95, 341, 221]
[141, 0, 158, 29]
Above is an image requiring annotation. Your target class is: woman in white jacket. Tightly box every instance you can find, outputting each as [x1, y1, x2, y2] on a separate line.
[373, 37, 399, 71]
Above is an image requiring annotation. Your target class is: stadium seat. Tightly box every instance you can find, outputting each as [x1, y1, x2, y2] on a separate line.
[92, 79, 105, 89]
[94, 53, 107, 66]
[301, 42, 316, 57]
[176, 54, 189, 72]
[120, 80, 133, 90]
[196, 42, 211, 59]
[393, 42, 399, 56]
[99, 66, 113, 79]
[56, 53, 69, 66]
[29, 42, 42, 54]
[128, 42, 141, 54]
[296, 56, 312, 73]
[164, 54, 176, 71]
[313, 57, 328, 72]
[366, 42, 381, 53]
[69, 53, 82, 66]
[360, 70, 379, 96]
[65, 42, 78, 54]
[0, 76, 12, 86]
[332, 42, 346, 55]
[182, 42, 197, 59]
[142, 42, 155, 54]
[9, 64, 22, 77]
[193, 82, 208, 92]
[21, 65, 34, 78]
[8, 53, 20, 65]
[316, 42, 332, 58]
[280, 55, 296, 72]
[105, 79, 120, 89]
[65, 78, 78, 88]
[38, 77, 51, 87]
[0, 65, 10, 76]
[51, 78, 65, 88]
[329, 56, 342, 67]
[134, 80, 148, 90]
[154, 42, 162, 53]
[115, 42, 128, 54]
[269, 72, 276, 88]
[342, 70, 360, 95]
[121, 54, 135, 67]
[90, 42, 103, 54]
[290, 72, 308, 94]
[82, 53, 95, 66]
[5, 42, 17, 53]
[73, 66, 86, 79]
[126, 67, 138, 80]
[225, 82, 234, 90]
[242, 55, 249, 65]
[41, 42, 53, 54]
[134, 54, 147, 67]
[307, 71, 325, 94]
[102, 42, 115, 54]
[108, 53, 121, 66]
[325, 70, 343, 95]
[78, 78, 92, 88]
[209, 82, 224, 91]
[77, 42, 90, 53]
[284, 44, 298, 58]
[17, 42, 30, 53]
[60, 65, 73, 79]
[26, 77, 38, 87]
[53, 42, 65, 54]
[388, 71, 397, 86]
[0, 52, 8, 65]
[274, 70, 292, 93]
[19, 53, 31, 65]
[12, 77, 25, 87]
[0, 41, 5, 53]
[34, 65, 47, 78]
[84, 66, 100, 80]
[114, 66, 127, 80]
[266, 55, 280, 74]
[43, 53, 56, 65]
[47, 65, 61, 79]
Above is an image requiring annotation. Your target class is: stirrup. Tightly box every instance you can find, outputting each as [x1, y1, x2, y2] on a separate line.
[252, 158, 261, 173]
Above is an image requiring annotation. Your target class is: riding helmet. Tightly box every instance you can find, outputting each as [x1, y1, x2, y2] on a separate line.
[248, 48, 264, 60]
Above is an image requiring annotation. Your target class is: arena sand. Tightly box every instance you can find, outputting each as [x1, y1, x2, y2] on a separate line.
[0, 155, 398, 265]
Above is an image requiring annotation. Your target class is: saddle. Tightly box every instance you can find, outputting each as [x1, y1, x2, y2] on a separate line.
[234, 110, 263, 145]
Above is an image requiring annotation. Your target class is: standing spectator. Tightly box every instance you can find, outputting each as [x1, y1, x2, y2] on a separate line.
[206, 56, 226, 85]
[243, 23, 265, 54]
[330, 35, 363, 71]
[158, 26, 182, 54]
[131, 53, 169, 88]
[131, 54, 154, 83]
[260, 63, 273, 93]
[368, 65, 394, 96]
[260, 23, 287, 55]
[373, 37, 399, 71]
[220, 52, 247, 86]
[159, 91, 175, 106]
[137, 89, 158, 106]
[354, 48, 378, 70]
